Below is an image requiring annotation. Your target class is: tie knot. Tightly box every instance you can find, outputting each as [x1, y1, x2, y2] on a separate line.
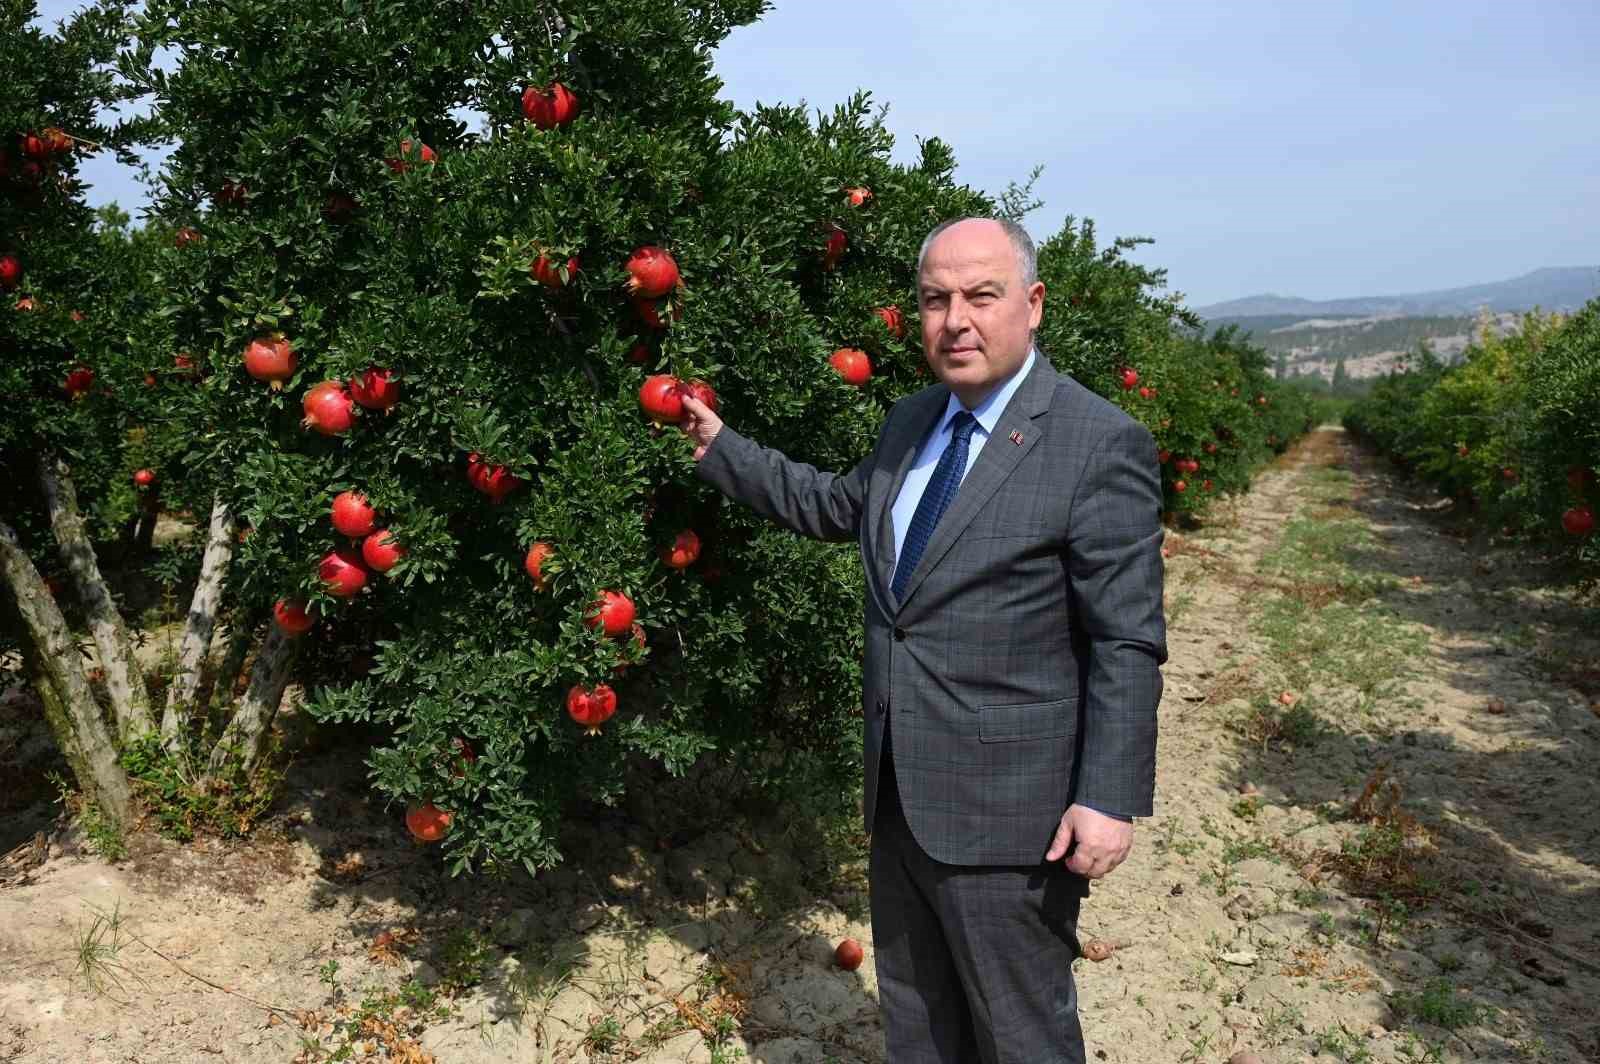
[950, 410, 976, 440]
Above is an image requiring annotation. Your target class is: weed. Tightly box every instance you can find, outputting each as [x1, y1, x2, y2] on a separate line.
[48, 771, 127, 860]
[1389, 978, 1482, 1029]
[71, 900, 139, 1000]
[118, 731, 282, 841]
[439, 927, 494, 991]
[1155, 816, 1200, 858]
[584, 1015, 623, 1051]
[1313, 1024, 1374, 1062]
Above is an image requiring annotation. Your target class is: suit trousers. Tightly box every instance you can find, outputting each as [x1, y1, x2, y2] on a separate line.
[870, 712, 1089, 1064]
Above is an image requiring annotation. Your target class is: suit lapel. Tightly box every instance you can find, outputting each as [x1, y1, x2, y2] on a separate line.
[892, 357, 1057, 612]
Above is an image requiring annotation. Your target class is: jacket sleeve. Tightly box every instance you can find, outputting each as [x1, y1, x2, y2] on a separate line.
[1065, 418, 1168, 818]
[693, 424, 878, 543]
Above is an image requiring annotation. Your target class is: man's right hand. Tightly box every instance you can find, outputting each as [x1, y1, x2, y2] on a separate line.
[679, 394, 723, 461]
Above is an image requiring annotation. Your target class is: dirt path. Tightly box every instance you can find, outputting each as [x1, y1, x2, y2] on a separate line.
[2, 427, 1598, 1064]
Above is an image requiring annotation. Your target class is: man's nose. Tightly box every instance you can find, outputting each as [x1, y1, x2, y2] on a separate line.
[943, 295, 971, 334]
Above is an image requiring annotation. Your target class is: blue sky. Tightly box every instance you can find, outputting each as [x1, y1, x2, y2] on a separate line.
[35, 0, 1599, 307]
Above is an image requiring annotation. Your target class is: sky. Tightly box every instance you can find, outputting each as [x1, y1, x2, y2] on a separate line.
[34, 0, 1600, 308]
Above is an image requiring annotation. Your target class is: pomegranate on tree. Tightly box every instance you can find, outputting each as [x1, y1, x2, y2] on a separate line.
[405, 802, 452, 842]
[63, 366, 95, 398]
[585, 590, 636, 637]
[318, 547, 369, 598]
[243, 333, 296, 389]
[362, 529, 405, 572]
[215, 179, 249, 206]
[132, 469, 156, 488]
[524, 541, 553, 589]
[0, 254, 21, 291]
[844, 187, 872, 207]
[1563, 506, 1595, 537]
[521, 82, 580, 129]
[331, 491, 376, 538]
[1119, 367, 1139, 391]
[875, 305, 905, 338]
[466, 453, 524, 504]
[822, 227, 846, 270]
[173, 226, 202, 248]
[684, 378, 718, 413]
[624, 246, 680, 298]
[633, 294, 681, 329]
[829, 347, 872, 387]
[638, 374, 686, 424]
[566, 683, 618, 735]
[302, 381, 355, 436]
[1173, 479, 1188, 494]
[273, 599, 315, 636]
[531, 253, 580, 289]
[661, 529, 701, 570]
[349, 366, 400, 411]
[386, 139, 436, 173]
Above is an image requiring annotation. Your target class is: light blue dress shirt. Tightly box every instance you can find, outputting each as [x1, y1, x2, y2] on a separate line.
[887, 347, 1133, 824]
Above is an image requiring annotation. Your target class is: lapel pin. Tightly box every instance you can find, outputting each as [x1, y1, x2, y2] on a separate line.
[1009, 430, 1024, 446]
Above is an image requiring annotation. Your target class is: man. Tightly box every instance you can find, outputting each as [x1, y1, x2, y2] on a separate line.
[678, 217, 1166, 1062]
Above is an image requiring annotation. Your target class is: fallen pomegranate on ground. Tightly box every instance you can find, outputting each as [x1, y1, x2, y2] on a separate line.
[833, 938, 864, 971]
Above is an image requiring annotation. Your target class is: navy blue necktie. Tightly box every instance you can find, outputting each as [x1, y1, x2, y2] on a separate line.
[893, 411, 977, 600]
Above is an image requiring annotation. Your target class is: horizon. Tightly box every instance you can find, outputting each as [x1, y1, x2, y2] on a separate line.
[31, 0, 1600, 307]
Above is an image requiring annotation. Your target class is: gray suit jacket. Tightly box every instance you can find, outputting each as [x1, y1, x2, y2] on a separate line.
[695, 354, 1166, 866]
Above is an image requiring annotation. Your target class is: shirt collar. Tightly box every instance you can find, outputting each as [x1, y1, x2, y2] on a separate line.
[937, 347, 1037, 437]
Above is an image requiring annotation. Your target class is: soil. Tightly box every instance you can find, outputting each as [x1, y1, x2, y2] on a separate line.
[2, 427, 1597, 1063]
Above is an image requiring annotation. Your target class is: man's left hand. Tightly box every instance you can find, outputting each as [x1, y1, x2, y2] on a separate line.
[1045, 804, 1133, 879]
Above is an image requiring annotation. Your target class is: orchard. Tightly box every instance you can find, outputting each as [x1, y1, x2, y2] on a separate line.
[5, 0, 1327, 875]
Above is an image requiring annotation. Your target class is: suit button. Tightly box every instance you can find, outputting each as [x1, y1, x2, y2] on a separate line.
[893, 627, 907, 642]
[875, 699, 885, 715]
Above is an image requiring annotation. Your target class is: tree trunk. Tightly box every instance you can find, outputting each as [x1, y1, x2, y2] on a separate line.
[206, 620, 299, 777]
[161, 495, 235, 753]
[38, 455, 157, 743]
[0, 518, 134, 829]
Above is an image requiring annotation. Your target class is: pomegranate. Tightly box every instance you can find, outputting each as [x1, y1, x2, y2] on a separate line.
[531, 253, 580, 288]
[132, 469, 156, 488]
[875, 305, 905, 337]
[1138, 386, 1152, 400]
[585, 590, 636, 637]
[0, 254, 21, 291]
[633, 295, 681, 329]
[466, 453, 524, 504]
[566, 683, 618, 735]
[684, 378, 718, 413]
[20, 133, 48, 160]
[173, 226, 202, 248]
[844, 187, 872, 207]
[302, 381, 355, 436]
[405, 802, 452, 842]
[521, 82, 580, 129]
[834, 938, 864, 971]
[1457, 444, 1470, 458]
[215, 179, 248, 206]
[624, 245, 680, 298]
[41, 127, 72, 154]
[1157, 449, 1171, 464]
[639, 374, 686, 423]
[1203, 442, 1218, 455]
[1501, 467, 1517, 481]
[331, 491, 376, 538]
[829, 347, 872, 387]
[1202, 479, 1214, 492]
[349, 366, 400, 412]
[661, 529, 701, 570]
[386, 139, 436, 173]
[524, 541, 554, 589]
[321, 191, 358, 223]
[1119, 367, 1139, 391]
[823, 227, 846, 269]
[626, 342, 651, 365]
[1563, 506, 1595, 537]
[361, 529, 405, 572]
[243, 333, 296, 389]
[449, 738, 477, 778]
[273, 599, 315, 636]
[1173, 479, 1188, 494]
[318, 547, 369, 598]
[63, 366, 95, 398]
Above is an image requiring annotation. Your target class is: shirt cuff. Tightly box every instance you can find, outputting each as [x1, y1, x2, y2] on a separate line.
[1079, 802, 1133, 822]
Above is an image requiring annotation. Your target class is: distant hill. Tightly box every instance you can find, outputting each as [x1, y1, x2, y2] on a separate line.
[1196, 266, 1600, 320]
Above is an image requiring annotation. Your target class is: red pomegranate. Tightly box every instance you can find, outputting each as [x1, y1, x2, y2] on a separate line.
[0, 254, 21, 291]
[173, 227, 202, 248]
[829, 348, 872, 387]
[216, 179, 249, 206]
[302, 381, 355, 436]
[844, 187, 872, 207]
[624, 246, 680, 298]
[1563, 506, 1595, 537]
[273, 599, 315, 636]
[684, 379, 718, 413]
[20, 132, 48, 160]
[875, 305, 905, 338]
[633, 295, 681, 329]
[521, 82, 580, 129]
[566, 683, 618, 735]
[1173, 479, 1188, 494]
[361, 529, 405, 572]
[386, 139, 436, 173]
[1157, 449, 1171, 464]
[639, 374, 686, 423]
[834, 938, 865, 971]
[1119, 367, 1139, 391]
[585, 590, 636, 637]
[661, 530, 701, 570]
[1202, 479, 1215, 492]
[63, 366, 95, 398]
[531, 253, 580, 288]
[41, 127, 72, 154]
[331, 491, 376, 538]
[823, 227, 846, 269]
[405, 802, 452, 842]
[466, 453, 524, 504]
[132, 469, 156, 488]
[244, 334, 296, 390]
[349, 366, 400, 412]
[1138, 386, 1152, 400]
[524, 541, 553, 589]
[318, 548, 369, 598]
